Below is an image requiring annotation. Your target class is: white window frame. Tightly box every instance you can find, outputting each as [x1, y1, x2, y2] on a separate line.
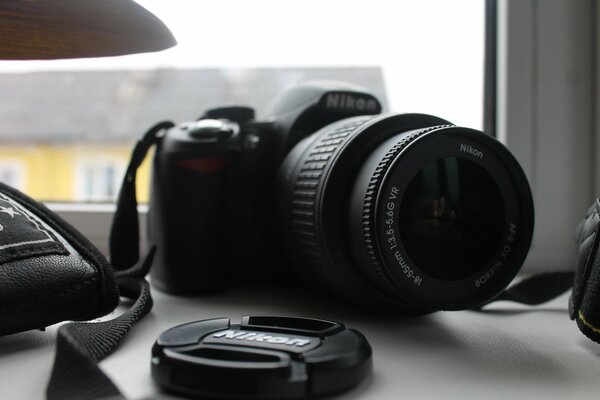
[497, 0, 596, 272]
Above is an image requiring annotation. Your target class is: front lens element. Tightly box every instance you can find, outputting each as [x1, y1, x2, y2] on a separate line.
[399, 157, 505, 281]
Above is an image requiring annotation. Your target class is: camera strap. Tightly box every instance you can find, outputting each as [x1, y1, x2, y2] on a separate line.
[46, 253, 155, 400]
[480, 200, 600, 345]
[485, 271, 574, 305]
[46, 122, 174, 400]
[110, 121, 175, 270]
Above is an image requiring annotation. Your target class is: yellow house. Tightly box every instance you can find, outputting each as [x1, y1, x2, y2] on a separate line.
[0, 144, 149, 202]
[0, 68, 386, 203]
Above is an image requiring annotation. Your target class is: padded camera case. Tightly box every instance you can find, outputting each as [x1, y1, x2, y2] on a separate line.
[0, 182, 119, 336]
[570, 199, 600, 343]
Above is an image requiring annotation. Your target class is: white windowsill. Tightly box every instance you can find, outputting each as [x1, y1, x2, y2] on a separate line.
[46, 202, 148, 256]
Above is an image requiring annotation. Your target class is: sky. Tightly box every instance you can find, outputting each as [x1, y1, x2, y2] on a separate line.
[0, 0, 485, 128]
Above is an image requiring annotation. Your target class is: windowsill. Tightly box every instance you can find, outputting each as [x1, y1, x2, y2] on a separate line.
[46, 202, 148, 256]
[0, 290, 595, 399]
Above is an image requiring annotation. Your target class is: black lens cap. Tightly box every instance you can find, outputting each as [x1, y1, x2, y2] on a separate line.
[151, 315, 372, 399]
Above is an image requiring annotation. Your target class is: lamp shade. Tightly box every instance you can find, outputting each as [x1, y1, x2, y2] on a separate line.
[0, 0, 176, 60]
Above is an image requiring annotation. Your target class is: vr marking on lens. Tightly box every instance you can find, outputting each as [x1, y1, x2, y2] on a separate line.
[385, 187, 400, 249]
[460, 143, 484, 159]
[384, 186, 423, 286]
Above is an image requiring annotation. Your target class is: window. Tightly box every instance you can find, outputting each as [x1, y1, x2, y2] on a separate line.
[75, 157, 124, 202]
[0, 0, 485, 203]
[0, 0, 486, 254]
[497, 0, 596, 273]
[0, 160, 25, 191]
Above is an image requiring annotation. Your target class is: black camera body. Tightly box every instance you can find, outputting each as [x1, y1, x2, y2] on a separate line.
[149, 82, 382, 290]
[149, 81, 534, 313]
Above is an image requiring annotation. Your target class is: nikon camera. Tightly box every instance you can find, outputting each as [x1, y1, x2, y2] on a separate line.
[148, 81, 534, 313]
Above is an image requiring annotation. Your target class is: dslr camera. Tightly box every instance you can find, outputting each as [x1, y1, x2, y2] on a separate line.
[149, 81, 533, 313]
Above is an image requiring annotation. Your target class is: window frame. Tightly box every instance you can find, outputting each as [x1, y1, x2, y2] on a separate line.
[496, 0, 596, 272]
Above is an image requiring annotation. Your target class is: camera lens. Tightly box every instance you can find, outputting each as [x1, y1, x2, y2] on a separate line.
[277, 113, 533, 312]
[399, 157, 505, 281]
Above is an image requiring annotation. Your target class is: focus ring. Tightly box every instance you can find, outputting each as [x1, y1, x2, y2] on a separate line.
[290, 117, 372, 283]
[361, 125, 453, 295]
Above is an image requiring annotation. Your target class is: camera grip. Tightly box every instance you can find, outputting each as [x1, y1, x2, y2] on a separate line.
[149, 154, 231, 294]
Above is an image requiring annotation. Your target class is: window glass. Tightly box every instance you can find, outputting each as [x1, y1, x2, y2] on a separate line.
[0, 160, 25, 191]
[75, 157, 124, 202]
[0, 0, 485, 203]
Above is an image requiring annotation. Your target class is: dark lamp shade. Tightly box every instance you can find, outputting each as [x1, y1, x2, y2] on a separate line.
[0, 0, 177, 60]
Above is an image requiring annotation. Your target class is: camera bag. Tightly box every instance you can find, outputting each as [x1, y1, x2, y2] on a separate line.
[0, 122, 174, 399]
[569, 199, 600, 343]
[0, 180, 120, 336]
[0, 180, 154, 398]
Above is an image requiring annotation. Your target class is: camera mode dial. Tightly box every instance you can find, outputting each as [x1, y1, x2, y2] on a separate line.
[185, 119, 239, 141]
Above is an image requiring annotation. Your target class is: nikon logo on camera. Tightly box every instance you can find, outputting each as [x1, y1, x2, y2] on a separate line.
[323, 93, 379, 113]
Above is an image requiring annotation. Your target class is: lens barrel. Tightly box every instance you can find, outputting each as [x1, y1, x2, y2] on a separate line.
[277, 113, 533, 312]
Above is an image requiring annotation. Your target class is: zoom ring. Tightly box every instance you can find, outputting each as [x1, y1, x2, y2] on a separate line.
[290, 117, 373, 281]
[361, 125, 453, 294]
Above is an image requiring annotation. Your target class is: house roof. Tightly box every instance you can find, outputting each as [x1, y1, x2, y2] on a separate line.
[0, 67, 387, 144]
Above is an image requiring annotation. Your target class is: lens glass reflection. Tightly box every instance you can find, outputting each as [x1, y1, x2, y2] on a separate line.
[399, 157, 504, 280]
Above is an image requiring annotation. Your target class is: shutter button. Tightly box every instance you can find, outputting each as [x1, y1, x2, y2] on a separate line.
[185, 119, 238, 140]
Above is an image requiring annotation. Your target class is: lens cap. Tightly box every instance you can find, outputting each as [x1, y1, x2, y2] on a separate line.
[151, 315, 372, 399]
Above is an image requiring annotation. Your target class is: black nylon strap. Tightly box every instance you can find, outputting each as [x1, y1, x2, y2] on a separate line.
[46, 252, 155, 400]
[480, 199, 600, 345]
[484, 271, 574, 306]
[47, 122, 174, 400]
[110, 121, 174, 270]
